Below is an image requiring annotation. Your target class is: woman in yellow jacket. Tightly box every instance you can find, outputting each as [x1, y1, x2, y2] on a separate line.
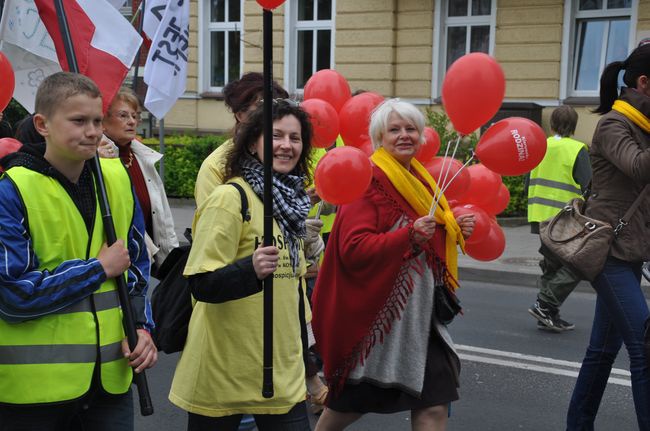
[169, 100, 313, 431]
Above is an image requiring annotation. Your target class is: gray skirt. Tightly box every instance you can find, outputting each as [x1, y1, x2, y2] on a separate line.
[327, 327, 460, 414]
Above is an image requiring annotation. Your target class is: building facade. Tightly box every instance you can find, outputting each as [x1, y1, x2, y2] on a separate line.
[162, 0, 650, 143]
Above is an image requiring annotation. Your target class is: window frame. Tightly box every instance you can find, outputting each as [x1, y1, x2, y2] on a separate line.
[283, 0, 336, 94]
[560, 0, 638, 100]
[198, 0, 244, 95]
[431, 0, 496, 100]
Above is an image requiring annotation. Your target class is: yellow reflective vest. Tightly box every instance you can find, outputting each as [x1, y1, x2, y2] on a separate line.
[0, 159, 134, 404]
[527, 136, 586, 223]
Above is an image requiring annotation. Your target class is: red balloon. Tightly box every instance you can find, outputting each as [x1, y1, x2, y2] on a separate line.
[303, 69, 352, 113]
[462, 164, 502, 208]
[464, 221, 506, 261]
[255, 0, 285, 9]
[475, 117, 547, 176]
[424, 157, 471, 201]
[314, 147, 373, 205]
[357, 139, 375, 157]
[452, 203, 491, 245]
[481, 183, 510, 216]
[441, 53, 505, 135]
[301, 98, 339, 149]
[415, 127, 441, 164]
[0, 138, 22, 173]
[338, 92, 384, 148]
[0, 52, 15, 113]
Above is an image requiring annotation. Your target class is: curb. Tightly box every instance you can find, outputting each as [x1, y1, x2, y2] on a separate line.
[458, 266, 650, 297]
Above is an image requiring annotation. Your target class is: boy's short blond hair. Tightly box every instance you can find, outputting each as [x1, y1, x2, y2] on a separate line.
[35, 72, 101, 118]
[110, 87, 140, 113]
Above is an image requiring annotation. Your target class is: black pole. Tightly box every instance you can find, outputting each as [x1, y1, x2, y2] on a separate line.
[261, 8, 274, 399]
[131, 0, 145, 94]
[53, 0, 153, 416]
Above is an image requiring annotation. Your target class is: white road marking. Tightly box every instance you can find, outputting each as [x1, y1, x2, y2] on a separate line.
[456, 344, 631, 387]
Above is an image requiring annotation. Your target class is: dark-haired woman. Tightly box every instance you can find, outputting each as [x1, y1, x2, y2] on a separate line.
[567, 43, 650, 430]
[169, 100, 313, 431]
[194, 72, 289, 206]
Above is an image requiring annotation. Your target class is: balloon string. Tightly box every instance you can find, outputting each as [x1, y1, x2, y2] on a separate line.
[439, 136, 461, 196]
[438, 152, 475, 196]
[429, 135, 461, 216]
[315, 201, 323, 219]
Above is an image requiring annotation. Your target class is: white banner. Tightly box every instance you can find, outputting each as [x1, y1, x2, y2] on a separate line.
[0, 0, 61, 113]
[143, 0, 167, 40]
[143, 0, 189, 119]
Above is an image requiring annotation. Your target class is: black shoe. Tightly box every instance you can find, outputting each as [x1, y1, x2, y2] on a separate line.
[536, 319, 575, 332]
[529, 301, 575, 332]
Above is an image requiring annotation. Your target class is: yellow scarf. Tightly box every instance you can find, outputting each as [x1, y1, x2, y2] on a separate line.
[371, 147, 465, 289]
[612, 100, 650, 133]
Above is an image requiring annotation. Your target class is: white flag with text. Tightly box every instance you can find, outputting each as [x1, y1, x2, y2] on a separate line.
[143, 0, 189, 119]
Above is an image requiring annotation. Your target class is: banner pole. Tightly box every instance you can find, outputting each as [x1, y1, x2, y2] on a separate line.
[261, 7, 274, 399]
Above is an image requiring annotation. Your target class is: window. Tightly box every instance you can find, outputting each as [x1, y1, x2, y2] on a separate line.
[432, 0, 495, 98]
[443, 0, 494, 70]
[286, 0, 334, 92]
[567, 0, 633, 97]
[203, 0, 242, 91]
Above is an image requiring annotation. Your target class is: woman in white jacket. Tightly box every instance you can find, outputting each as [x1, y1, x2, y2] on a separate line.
[100, 87, 179, 272]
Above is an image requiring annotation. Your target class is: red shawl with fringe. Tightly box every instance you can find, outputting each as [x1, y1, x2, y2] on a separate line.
[311, 166, 451, 393]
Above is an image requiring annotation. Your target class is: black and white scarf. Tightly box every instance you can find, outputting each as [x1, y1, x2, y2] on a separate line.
[241, 157, 310, 274]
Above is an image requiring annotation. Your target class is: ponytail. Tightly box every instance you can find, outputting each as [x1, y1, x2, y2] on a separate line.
[593, 61, 624, 115]
[593, 44, 650, 115]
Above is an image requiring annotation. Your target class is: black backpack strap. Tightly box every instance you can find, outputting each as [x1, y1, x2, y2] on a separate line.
[228, 182, 251, 222]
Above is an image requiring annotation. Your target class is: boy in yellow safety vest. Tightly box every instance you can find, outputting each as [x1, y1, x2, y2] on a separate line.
[526, 105, 592, 332]
[0, 72, 156, 430]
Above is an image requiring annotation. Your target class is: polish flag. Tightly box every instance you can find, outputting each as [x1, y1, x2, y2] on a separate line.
[34, 0, 142, 112]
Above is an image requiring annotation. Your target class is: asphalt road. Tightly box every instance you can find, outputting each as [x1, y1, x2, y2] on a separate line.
[135, 280, 640, 431]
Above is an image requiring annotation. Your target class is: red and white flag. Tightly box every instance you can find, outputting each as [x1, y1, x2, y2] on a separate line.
[34, 0, 142, 112]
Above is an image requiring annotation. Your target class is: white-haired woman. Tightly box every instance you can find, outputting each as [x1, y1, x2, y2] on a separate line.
[312, 99, 475, 431]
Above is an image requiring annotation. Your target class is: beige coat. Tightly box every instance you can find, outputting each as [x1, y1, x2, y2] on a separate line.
[585, 88, 650, 262]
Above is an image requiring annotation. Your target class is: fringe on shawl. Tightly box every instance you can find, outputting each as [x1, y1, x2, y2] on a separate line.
[326, 178, 461, 396]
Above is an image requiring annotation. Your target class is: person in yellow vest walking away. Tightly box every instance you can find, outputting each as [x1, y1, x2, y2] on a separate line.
[526, 105, 592, 332]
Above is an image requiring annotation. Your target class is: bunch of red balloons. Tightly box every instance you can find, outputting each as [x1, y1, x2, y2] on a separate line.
[429, 158, 508, 261]
[303, 69, 378, 205]
[301, 53, 549, 262]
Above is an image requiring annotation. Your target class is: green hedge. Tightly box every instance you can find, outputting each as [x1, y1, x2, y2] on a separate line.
[143, 134, 229, 198]
[425, 108, 526, 217]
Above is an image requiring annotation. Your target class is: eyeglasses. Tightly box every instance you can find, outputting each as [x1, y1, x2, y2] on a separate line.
[109, 110, 141, 122]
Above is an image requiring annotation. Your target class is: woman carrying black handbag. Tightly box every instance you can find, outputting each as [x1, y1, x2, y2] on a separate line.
[566, 42, 650, 431]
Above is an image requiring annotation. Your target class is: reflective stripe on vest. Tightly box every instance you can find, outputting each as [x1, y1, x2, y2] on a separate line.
[0, 158, 135, 404]
[0, 341, 124, 364]
[527, 136, 586, 223]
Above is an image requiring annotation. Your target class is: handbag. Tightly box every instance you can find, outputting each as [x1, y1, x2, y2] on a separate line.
[539, 186, 648, 282]
[434, 284, 462, 325]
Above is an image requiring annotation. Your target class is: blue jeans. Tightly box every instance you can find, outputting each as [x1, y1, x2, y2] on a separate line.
[0, 388, 133, 431]
[567, 258, 650, 430]
[187, 401, 311, 431]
